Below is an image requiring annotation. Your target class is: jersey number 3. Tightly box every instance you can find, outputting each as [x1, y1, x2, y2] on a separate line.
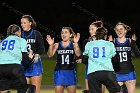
[2, 40, 15, 50]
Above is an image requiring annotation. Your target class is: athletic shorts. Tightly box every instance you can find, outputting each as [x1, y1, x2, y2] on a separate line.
[24, 58, 43, 76]
[0, 64, 27, 90]
[116, 71, 136, 82]
[54, 70, 77, 86]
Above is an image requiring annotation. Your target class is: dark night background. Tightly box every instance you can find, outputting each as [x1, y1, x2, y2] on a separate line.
[0, 0, 140, 50]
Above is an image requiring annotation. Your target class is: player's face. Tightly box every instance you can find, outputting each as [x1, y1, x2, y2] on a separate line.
[115, 25, 127, 38]
[89, 25, 97, 36]
[21, 18, 32, 31]
[61, 29, 71, 42]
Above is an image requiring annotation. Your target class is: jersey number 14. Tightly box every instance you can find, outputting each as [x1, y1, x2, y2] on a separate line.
[61, 55, 70, 64]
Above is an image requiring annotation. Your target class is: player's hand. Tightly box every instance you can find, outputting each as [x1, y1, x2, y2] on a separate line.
[28, 49, 34, 59]
[76, 59, 82, 63]
[73, 33, 80, 43]
[33, 54, 40, 63]
[131, 34, 137, 41]
[46, 35, 54, 46]
[108, 35, 113, 41]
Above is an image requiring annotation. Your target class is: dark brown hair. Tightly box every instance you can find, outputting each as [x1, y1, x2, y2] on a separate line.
[91, 21, 103, 28]
[21, 15, 37, 28]
[7, 24, 21, 35]
[96, 27, 108, 40]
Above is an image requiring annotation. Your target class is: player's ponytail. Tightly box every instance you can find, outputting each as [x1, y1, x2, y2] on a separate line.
[96, 27, 108, 40]
[7, 24, 21, 35]
[91, 21, 103, 28]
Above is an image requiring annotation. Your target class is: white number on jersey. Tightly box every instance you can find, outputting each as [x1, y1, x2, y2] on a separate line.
[119, 52, 127, 62]
[61, 55, 70, 64]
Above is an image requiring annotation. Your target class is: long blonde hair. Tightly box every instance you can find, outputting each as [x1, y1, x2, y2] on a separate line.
[114, 22, 131, 32]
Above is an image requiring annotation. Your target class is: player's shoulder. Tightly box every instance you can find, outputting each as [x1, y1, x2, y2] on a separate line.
[34, 29, 41, 34]
[16, 37, 27, 43]
[86, 41, 93, 46]
[106, 40, 114, 44]
[106, 41, 115, 47]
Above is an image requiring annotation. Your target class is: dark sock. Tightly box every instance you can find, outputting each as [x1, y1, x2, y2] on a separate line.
[120, 84, 128, 93]
[122, 84, 128, 93]
[26, 84, 36, 93]
[82, 90, 90, 93]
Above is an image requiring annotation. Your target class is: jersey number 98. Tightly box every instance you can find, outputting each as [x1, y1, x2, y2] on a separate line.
[2, 40, 15, 50]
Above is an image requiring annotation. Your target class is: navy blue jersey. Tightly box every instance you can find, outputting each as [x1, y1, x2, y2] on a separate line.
[114, 38, 134, 74]
[21, 29, 45, 54]
[55, 42, 75, 70]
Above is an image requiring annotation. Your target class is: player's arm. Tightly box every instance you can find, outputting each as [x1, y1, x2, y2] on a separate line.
[46, 35, 58, 57]
[81, 55, 89, 64]
[73, 42, 81, 57]
[81, 42, 90, 64]
[83, 39, 88, 52]
[131, 39, 140, 57]
[73, 33, 81, 57]
[35, 31, 45, 55]
[22, 52, 34, 62]
[47, 43, 58, 58]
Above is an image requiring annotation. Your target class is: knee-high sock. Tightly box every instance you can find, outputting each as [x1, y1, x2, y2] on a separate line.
[26, 84, 36, 93]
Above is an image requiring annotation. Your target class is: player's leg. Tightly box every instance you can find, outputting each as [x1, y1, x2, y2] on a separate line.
[116, 73, 128, 93]
[82, 79, 89, 93]
[30, 76, 42, 93]
[67, 85, 76, 93]
[103, 71, 121, 93]
[12, 65, 28, 93]
[54, 70, 65, 93]
[82, 90, 89, 93]
[125, 80, 136, 93]
[85, 79, 89, 91]
[0, 65, 13, 92]
[119, 84, 128, 93]
[117, 82, 125, 93]
[0, 90, 11, 93]
[102, 85, 106, 93]
[24, 58, 43, 93]
[26, 84, 36, 93]
[88, 72, 102, 93]
[65, 70, 77, 93]
[55, 86, 65, 93]
[82, 65, 89, 93]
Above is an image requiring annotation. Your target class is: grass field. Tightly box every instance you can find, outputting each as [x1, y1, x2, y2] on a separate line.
[42, 56, 140, 85]
[10, 88, 140, 93]
[10, 55, 140, 93]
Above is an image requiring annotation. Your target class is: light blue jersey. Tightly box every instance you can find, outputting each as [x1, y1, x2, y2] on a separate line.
[0, 35, 27, 64]
[83, 40, 116, 75]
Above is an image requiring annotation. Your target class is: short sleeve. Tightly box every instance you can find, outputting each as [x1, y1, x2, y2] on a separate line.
[110, 42, 116, 57]
[83, 42, 90, 55]
[20, 38, 28, 52]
